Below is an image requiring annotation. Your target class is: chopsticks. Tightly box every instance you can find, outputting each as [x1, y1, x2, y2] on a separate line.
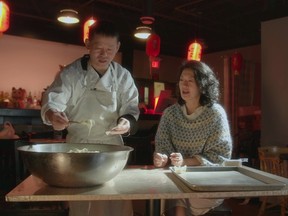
[69, 120, 82, 124]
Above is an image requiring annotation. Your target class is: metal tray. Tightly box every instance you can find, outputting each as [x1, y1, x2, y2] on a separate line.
[170, 166, 286, 191]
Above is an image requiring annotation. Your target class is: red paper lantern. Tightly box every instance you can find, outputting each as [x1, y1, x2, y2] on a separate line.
[146, 33, 160, 57]
[0, 1, 9, 33]
[231, 52, 243, 75]
[187, 41, 202, 61]
[83, 17, 96, 42]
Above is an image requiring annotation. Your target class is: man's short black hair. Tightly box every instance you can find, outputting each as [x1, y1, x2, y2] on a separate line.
[88, 20, 120, 41]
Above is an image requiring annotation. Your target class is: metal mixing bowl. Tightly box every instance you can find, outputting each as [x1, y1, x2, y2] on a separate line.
[18, 143, 133, 187]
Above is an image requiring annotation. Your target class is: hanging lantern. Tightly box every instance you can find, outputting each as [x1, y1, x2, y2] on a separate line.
[0, 1, 10, 33]
[231, 52, 243, 75]
[146, 33, 161, 57]
[83, 17, 96, 43]
[187, 41, 202, 61]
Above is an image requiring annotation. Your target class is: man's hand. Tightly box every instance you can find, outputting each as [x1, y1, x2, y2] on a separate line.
[46, 109, 69, 131]
[107, 118, 130, 135]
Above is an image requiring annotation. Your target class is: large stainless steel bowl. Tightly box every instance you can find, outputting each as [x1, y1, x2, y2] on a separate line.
[18, 143, 133, 187]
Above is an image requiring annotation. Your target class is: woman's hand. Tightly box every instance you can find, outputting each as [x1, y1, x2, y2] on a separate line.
[170, 152, 184, 166]
[153, 152, 168, 168]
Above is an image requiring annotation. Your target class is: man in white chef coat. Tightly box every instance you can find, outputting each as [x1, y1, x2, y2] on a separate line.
[41, 20, 139, 216]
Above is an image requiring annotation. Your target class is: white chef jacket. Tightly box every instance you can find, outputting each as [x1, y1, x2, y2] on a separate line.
[41, 56, 139, 216]
[41, 56, 139, 144]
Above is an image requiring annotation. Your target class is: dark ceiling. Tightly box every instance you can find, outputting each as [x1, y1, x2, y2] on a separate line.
[6, 0, 288, 57]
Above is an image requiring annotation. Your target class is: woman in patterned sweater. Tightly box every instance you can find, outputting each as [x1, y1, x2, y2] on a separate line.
[153, 60, 232, 216]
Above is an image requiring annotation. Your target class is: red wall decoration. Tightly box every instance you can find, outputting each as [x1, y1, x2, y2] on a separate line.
[231, 52, 243, 75]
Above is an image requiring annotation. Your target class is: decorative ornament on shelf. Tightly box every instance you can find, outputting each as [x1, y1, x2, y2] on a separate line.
[11, 87, 26, 109]
[231, 52, 243, 75]
[187, 41, 202, 61]
[83, 17, 96, 42]
[0, 1, 10, 33]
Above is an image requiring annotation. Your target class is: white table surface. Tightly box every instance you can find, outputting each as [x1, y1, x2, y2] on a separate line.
[5, 165, 288, 202]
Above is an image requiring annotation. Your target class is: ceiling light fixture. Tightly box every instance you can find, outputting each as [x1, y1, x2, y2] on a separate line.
[57, 9, 79, 24]
[140, 16, 155, 25]
[134, 16, 154, 39]
[134, 26, 152, 39]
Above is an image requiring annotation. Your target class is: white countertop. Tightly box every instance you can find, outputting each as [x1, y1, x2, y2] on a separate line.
[6, 165, 288, 202]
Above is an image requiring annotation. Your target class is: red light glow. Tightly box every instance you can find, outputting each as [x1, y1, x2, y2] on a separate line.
[83, 17, 96, 42]
[0, 1, 10, 33]
[151, 60, 160, 68]
[187, 41, 202, 61]
[154, 96, 159, 110]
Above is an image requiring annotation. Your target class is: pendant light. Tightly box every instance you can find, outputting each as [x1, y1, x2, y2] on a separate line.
[134, 26, 151, 39]
[0, 1, 10, 33]
[57, 9, 80, 24]
[134, 16, 154, 40]
[83, 17, 96, 42]
[135, 0, 154, 40]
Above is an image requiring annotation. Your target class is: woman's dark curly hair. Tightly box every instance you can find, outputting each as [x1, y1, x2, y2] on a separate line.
[177, 60, 220, 107]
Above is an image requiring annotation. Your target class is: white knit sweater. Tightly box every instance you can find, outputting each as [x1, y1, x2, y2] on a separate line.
[155, 103, 232, 166]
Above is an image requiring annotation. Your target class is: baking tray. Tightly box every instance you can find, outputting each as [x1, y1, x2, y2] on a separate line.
[170, 166, 286, 191]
